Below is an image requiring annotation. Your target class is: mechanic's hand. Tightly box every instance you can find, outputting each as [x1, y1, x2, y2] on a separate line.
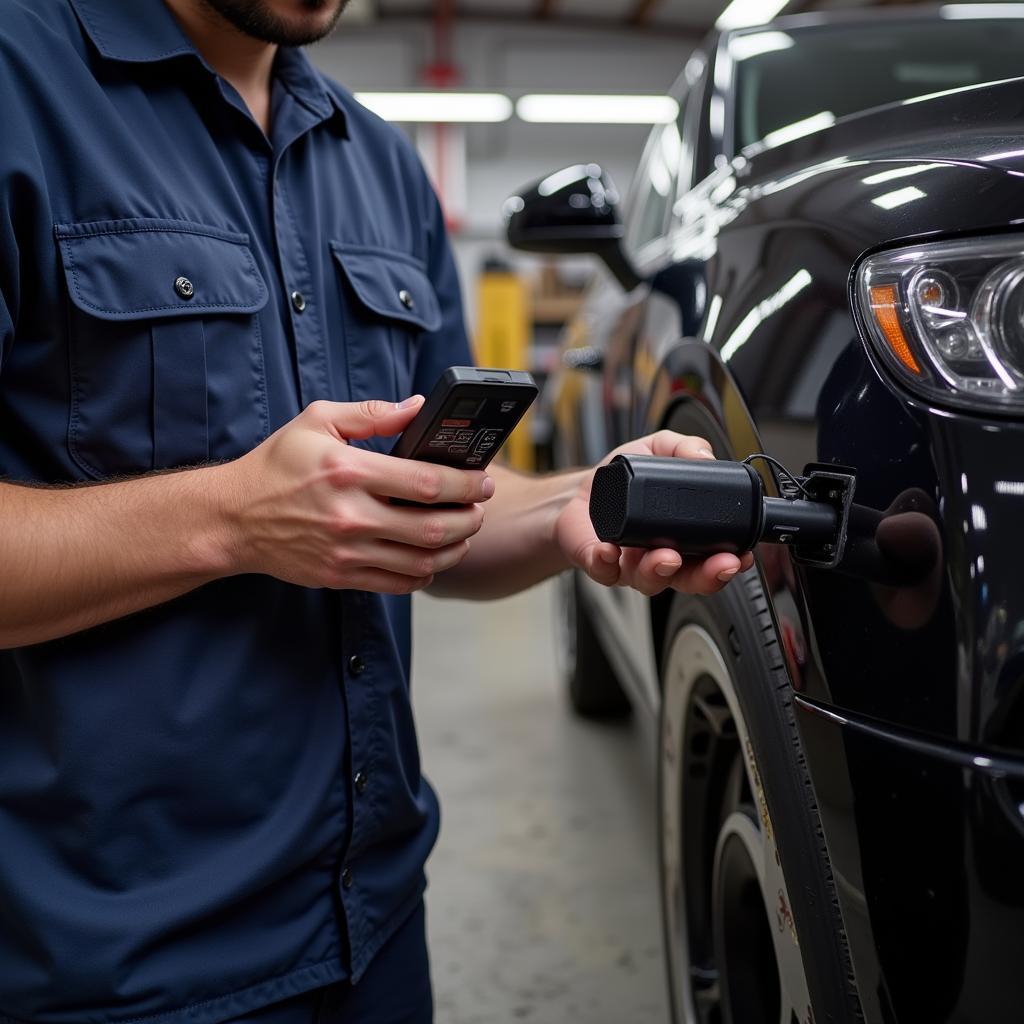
[554, 431, 755, 596]
[219, 397, 493, 593]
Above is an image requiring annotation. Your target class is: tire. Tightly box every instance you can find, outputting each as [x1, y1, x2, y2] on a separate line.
[658, 569, 861, 1024]
[556, 570, 631, 719]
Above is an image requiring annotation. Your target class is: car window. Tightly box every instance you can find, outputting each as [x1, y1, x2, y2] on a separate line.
[626, 98, 689, 254]
[731, 19, 1024, 153]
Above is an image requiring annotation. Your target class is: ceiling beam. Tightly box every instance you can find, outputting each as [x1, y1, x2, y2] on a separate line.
[626, 0, 661, 26]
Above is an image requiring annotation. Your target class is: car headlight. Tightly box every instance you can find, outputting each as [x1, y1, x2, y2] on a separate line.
[856, 235, 1024, 412]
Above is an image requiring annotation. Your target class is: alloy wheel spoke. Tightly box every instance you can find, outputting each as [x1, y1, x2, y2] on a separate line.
[691, 690, 735, 738]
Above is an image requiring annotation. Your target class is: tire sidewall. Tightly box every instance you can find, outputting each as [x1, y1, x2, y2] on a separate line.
[658, 569, 860, 1024]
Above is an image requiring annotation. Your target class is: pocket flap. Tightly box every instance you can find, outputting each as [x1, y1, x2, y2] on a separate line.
[330, 242, 442, 333]
[55, 218, 269, 321]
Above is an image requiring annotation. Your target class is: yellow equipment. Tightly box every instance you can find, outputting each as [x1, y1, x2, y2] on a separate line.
[475, 266, 533, 471]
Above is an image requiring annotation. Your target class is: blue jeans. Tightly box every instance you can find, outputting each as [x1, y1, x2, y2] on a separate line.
[228, 903, 432, 1024]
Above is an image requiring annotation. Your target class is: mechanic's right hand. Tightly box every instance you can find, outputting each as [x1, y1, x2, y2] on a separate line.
[218, 397, 493, 593]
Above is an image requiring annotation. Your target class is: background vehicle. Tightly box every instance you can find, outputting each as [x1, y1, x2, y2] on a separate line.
[507, 7, 1024, 1022]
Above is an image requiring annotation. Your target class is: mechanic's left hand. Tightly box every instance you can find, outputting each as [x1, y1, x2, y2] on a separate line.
[554, 431, 755, 596]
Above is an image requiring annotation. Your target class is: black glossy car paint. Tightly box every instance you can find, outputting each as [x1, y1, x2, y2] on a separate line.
[531, 13, 1024, 1022]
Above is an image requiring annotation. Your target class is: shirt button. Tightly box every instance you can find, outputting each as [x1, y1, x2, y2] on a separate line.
[341, 867, 354, 890]
[348, 654, 365, 676]
[354, 771, 368, 794]
[291, 290, 306, 313]
[174, 276, 194, 300]
[398, 288, 414, 310]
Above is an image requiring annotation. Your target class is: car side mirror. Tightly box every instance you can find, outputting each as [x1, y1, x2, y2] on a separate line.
[503, 164, 642, 291]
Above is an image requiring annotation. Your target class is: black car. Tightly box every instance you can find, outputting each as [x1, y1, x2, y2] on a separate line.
[506, 7, 1024, 1023]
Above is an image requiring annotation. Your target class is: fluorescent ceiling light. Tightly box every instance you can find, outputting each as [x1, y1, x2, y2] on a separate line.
[761, 110, 835, 149]
[872, 186, 926, 210]
[729, 30, 794, 61]
[721, 268, 812, 361]
[516, 95, 679, 124]
[537, 164, 602, 196]
[716, 0, 790, 30]
[902, 77, 1021, 106]
[940, 3, 1024, 17]
[982, 149, 1024, 162]
[761, 157, 866, 196]
[861, 163, 942, 185]
[709, 95, 725, 138]
[702, 294, 723, 342]
[355, 92, 513, 123]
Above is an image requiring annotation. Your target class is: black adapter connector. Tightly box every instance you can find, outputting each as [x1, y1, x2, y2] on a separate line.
[589, 454, 854, 564]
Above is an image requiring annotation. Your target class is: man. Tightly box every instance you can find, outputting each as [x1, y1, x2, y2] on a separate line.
[0, 1, 751, 1021]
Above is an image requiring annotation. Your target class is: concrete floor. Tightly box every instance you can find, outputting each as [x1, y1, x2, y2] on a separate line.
[411, 581, 670, 1024]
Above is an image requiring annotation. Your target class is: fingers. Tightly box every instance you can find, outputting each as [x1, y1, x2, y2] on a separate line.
[612, 547, 754, 596]
[331, 566, 436, 595]
[613, 548, 683, 596]
[643, 430, 716, 461]
[673, 551, 745, 592]
[305, 396, 425, 442]
[359, 538, 472, 578]
[576, 540, 622, 586]
[633, 549, 683, 595]
[371, 500, 486, 549]
[341, 447, 494, 506]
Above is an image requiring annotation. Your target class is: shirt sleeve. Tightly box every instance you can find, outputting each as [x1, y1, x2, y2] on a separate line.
[0, 197, 14, 376]
[0, 130, 14, 379]
[410, 186, 475, 397]
[0, 293, 10, 377]
[0, 57, 17, 379]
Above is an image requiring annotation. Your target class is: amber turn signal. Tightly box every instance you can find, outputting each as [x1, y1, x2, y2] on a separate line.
[868, 284, 921, 375]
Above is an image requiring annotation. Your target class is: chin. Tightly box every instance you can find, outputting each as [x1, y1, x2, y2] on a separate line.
[203, 0, 348, 45]
[272, 0, 342, 24]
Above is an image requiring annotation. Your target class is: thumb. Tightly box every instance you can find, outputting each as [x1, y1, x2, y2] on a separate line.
[311, 396, 425, 441]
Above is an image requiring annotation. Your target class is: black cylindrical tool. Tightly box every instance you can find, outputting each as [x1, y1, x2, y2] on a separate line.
[589, 454, 839, 555]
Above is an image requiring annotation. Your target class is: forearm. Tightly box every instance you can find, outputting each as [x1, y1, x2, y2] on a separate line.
[429, 464, 587, 600]
[0, 466, 235, 648]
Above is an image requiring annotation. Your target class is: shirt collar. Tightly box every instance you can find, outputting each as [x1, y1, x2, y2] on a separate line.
[69, 0, 198, 64]
[69, 0, 348, 134]
[274, 45, 347, 133]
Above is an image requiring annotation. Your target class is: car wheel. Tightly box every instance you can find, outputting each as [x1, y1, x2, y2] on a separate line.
[659, 569, 861, 1024]
[556, 570, 631, 719]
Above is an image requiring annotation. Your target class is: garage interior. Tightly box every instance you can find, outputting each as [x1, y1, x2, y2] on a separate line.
[301, 1, 1009, 1021]
[8, 0, 1024, 1018]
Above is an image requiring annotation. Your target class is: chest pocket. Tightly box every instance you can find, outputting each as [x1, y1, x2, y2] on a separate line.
[330, 243, 441, 440]
[56, 219, 269, 479]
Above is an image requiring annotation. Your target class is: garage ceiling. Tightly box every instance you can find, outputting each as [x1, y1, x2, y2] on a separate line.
[364, 0, 979, 35]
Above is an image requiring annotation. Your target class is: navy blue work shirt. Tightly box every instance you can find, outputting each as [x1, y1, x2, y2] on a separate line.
[0, 2, 472, 1021]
